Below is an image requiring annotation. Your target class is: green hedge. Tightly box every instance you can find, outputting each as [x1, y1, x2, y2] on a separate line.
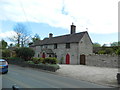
[31, 57, 58, 64]
[2, 49, 10, 57]
[6, 57, 60, 72]
[5, 57, 60, 72]
[44, 57, 58, 64]
[15, 47, 35, 61]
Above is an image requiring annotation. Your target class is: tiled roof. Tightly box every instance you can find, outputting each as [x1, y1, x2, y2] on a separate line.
[30, 31, 87, 46]
[42, 48, 54, 54]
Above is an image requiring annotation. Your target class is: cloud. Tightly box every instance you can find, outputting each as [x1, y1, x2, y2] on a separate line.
[0, 0, 119, 34]
[0, 31, 16, 40]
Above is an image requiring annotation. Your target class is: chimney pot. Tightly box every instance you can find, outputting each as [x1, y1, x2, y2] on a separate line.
[49, 33, 53, 38]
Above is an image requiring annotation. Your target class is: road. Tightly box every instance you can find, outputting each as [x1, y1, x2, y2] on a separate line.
[2, 64, 115, 89]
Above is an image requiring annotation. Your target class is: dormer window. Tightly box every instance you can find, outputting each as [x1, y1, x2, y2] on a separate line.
[66, 43, 70, 49]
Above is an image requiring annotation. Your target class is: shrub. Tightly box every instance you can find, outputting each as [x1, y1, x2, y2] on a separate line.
[31, 57, 45, 64]
[98, 50, 106, 54]
[60, 57, 64, 64]
[6, 57, 24, 61]
[15, 47, 35, 61]
[104, 48, 114, 54]
[2, 49, 10, 57]
[32, 57, 40, 64]
[27, 61, 34, 64]
[39, 58, 44, 63]
[116, 48, 120, 55]
[44, 57, 58, 64]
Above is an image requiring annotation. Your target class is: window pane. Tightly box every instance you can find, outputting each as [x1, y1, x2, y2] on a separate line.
[66, 43, 70, 48]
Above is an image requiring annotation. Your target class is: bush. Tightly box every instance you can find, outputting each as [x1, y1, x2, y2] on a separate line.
[98, 50, 106, 54]
[60, 57, 64, 64]
[15, 47, 35, 61]
[104, 48, 114, 54]
[31, 57, 44, 64]
[32, 57, 40, 64]
[27, 61, 34, 64]
[116, 48, 120, 55]
[2, 49, 10, 57]
[44, 57, 58, 64]
[6, 57, 24, 61]
[39, 58, 44, 63]
[5, 57, 25, 64]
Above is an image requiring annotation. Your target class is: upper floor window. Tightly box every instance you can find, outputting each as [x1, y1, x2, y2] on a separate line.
[66, 43, 70, 49]
[54, 44, 57, 49]
[41, 45, 43, 49]
[42, 45, 47, 49]
[45, 45, 47, 49]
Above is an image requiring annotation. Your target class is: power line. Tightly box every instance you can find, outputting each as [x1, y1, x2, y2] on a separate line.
[17, 0, 33, 34]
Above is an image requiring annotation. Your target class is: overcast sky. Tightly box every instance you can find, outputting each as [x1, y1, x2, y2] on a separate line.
[0, 0, 119, 45]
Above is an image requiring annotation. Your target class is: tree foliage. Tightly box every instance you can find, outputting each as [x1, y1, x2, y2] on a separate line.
[116, 47, 120, 55]
[32, 34, 40, 42]
[2, 49, 10, 57]
[110, 42, 120, 46]
[94, 42, 120, 55]
[93, 42, 101, 47]
[15, 47, 35, 61]
[0, 40, 8, 49]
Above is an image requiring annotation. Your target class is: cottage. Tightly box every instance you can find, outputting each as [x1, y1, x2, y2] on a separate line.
[30, 24, 93, 64]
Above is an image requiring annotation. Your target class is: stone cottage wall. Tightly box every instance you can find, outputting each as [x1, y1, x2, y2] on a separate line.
[53, 43, 79, 64]
[86, 54, 118, 68]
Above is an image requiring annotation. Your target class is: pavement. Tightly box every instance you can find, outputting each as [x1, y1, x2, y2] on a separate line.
[55, 64, 119, 88]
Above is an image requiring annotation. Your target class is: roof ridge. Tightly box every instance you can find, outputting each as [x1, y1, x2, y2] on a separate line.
[51, 31, 87, 38]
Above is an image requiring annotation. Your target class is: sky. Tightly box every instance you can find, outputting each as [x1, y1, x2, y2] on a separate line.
[0, 0, 119, 46]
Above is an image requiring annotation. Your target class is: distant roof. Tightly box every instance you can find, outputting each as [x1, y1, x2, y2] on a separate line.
[30, 31, 88, 46]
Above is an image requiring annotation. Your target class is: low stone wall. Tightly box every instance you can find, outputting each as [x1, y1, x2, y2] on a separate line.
[86, 54, 119, 68]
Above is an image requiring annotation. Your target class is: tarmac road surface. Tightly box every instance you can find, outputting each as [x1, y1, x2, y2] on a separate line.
[1, 64, 116, 89]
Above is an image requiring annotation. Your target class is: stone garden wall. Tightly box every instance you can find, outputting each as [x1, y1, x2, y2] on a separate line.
[86, 54, 119, 68]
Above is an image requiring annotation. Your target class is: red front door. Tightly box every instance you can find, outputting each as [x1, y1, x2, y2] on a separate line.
[42, 53, 45, 58]
[66, 54, 70, 64]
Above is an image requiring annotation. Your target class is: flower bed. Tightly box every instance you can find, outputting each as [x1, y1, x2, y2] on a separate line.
[6, 57, 60, 72]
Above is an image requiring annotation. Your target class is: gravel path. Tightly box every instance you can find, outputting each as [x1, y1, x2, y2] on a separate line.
[56, 65, 119, 87]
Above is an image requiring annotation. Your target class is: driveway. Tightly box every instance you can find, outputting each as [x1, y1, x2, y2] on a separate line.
[55, 64, 119, 87]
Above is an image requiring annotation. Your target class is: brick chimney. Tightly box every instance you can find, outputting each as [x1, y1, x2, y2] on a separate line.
[49, 33, 53, 38]
[70, 23, 76, 34]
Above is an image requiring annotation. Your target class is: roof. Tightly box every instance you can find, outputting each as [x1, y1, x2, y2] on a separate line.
[30, 31, 88, 46]
[42, 49, 54, 54]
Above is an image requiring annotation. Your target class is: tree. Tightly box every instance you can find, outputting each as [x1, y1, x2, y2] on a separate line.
[93, 42, 101, 47]
[2, 49, 10, 57]
[104, 48, 114, 54]
[116, 47, 120, 55]
[29, 34, 40, 46]
[15, 47, 35, 61]
[32, 34, 40, 42]
[9, 43, 13, 47]
[0, 40, 8, 49]
[9, 23, 31, 47]
[111, 42, 120, 46]
[102, 44, 107, 47]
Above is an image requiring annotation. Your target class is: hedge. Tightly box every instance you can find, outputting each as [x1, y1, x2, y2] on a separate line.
[6, 57, 60, 72]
